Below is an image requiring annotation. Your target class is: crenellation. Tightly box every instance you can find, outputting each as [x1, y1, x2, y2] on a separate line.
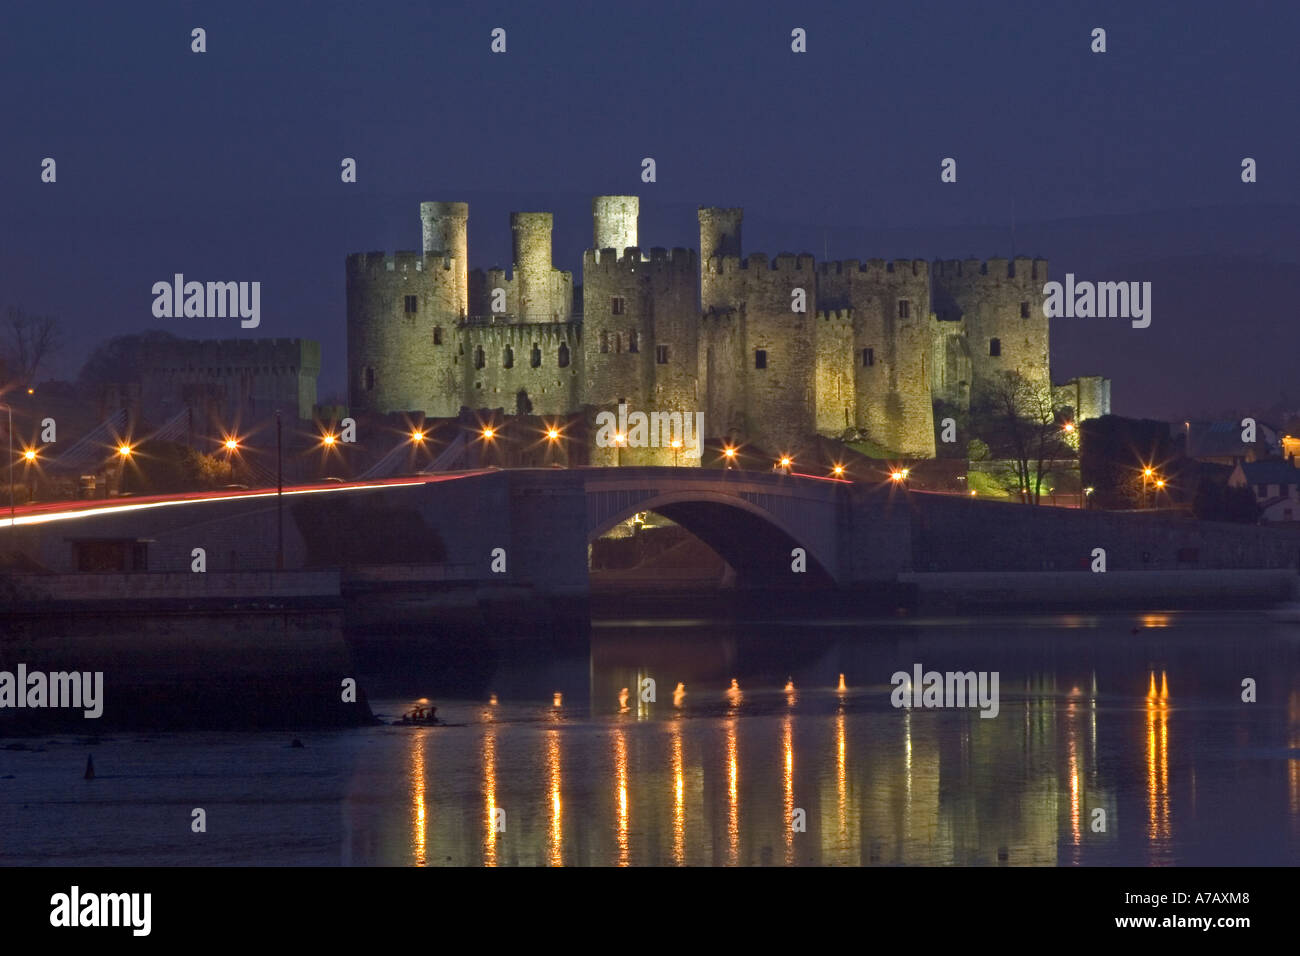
[348, 196, 1054, 465]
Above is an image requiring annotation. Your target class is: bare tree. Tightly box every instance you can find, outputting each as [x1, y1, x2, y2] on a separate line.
[2, 307, 63, 386]
[972, 370, 1074, 505]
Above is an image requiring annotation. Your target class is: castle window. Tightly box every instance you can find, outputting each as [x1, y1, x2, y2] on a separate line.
[897, 299, 910, 319]
[656, 345, 669, 365]
[1020, 301, 1030, 319]
[600, 331, 610, 354]
[474, 346, 485, 369]
[989, 338, 1001, 357]
[503, 345, 514, 369]
[615, 334, 622, 353]
[611, 296, 626, 315]
[628, 330, 638, 353]
[755, 349, 768, 370]
[433, 326, 443, 345]
[364, 368, 375, 391]
[862, 347, 874, 367]
[405, 295, 418, 314]
[531, 345, 542, 368]
[558, 343, 571, 368]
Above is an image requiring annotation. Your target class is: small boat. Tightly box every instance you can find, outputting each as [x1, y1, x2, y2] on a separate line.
[394, 704, 440, 725]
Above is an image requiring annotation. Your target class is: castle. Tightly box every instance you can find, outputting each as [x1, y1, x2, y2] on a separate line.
[347, 197, 1108, 465]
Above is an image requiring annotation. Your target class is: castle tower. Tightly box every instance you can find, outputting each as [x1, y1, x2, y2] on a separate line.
[420, 201, 469, 317]
[346, 250, 462, 418]
[511, 212, 559, 320]
[698, 207, 743, 311]
[593, 196, 639, 257]
[582, 245, 698, 466]
[931, 256, 1050, 407]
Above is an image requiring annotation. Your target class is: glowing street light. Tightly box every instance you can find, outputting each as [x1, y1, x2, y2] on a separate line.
[832, 463, 845, 477]
[321, 433, 336, 447]
[117, 444, 132, 458]
[23, 449, 36, 463]
[224, 438, 239, 452]
[411, 429, 424, 443]
[1063, 422, 1075, 433]
[482, 427, 495, 440]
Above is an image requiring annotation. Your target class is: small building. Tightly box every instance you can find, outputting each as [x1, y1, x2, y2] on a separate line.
[1184, 420, 1279, 466]
[1228, 460, 1300, 522]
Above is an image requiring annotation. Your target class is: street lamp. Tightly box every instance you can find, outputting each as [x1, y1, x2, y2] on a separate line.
[542, 425, 561, 467]
[832, 463, 845, 478]
[722, 446, 737, 470]
[671, 438, 682, 467]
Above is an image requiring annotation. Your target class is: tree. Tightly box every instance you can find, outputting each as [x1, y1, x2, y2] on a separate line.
[2, 307, 63, 386]
[971, 371, 1074, 505]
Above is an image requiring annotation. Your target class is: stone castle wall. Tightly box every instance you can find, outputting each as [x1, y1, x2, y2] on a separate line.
[138, 336, 320, 422]
[348, 198, 1055, 463]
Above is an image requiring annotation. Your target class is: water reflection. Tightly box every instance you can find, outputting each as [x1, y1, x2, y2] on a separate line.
[356, 613, 1300, 866]
[546, 729, 562, 867]
[1146, 670, 1171, 855]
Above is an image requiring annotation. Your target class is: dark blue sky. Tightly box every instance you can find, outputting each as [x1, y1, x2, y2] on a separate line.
[2, 0, 1298, 419]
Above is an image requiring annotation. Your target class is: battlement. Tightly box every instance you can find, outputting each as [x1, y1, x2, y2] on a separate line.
[140, 336, 321, 373]
[346, 251, 457, 276]
[817, 258, 929, 279]
[583, 246, 696, 275]
[460, 319, 580, 346]
[708, 253, 817, 274]
[817, 308, 854, 323]
[933, 257, 1048, 281]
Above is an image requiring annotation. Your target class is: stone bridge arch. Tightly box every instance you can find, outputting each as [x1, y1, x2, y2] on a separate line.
[585, 485, 840, 586]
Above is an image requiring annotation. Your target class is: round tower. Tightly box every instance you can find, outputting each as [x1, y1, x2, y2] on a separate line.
[592, 196, 639, 256]
[698, 207, 743, 263]
[931, 256, 1050, 405]
[511, 212, 554, 320]
[346, 251, 461, 418]
[420, 201, 468, 316]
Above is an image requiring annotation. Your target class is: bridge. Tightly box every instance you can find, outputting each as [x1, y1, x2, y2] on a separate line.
[4, 467, 911, 593]
[7, 466, 1297, 603]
